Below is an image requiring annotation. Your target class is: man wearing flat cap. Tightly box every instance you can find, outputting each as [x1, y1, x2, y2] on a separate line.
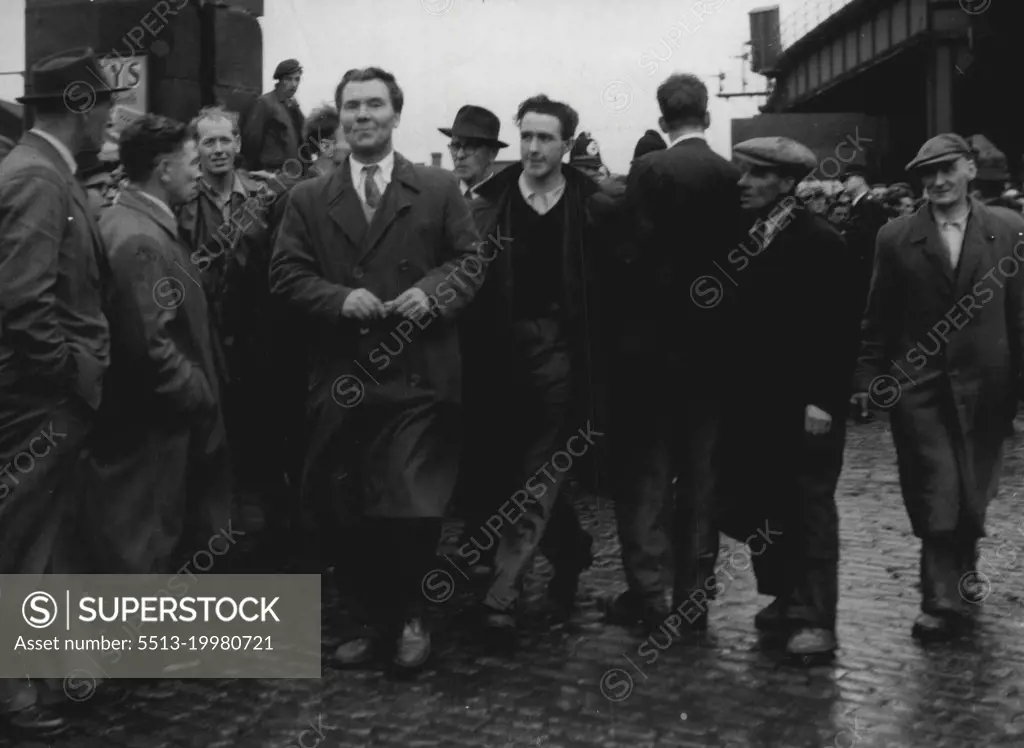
[708, 136, 858, 659]
[440, 104, 507, 201]
[853, 133, 1024, 642]
[242, 58, 305, 173]
[0, 46, 128, 737]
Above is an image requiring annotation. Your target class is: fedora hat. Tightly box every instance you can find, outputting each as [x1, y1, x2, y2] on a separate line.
[439, 105, 507, 149]
[17, 47, 132, 105]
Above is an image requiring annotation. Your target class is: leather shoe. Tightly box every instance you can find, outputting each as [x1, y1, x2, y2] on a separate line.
[912, 612, 967, 642]
[332, 636, 376, 667]
[392, 619, 431, 671]
[4, 703, 68, 737]
[786, 628, 837, 657]
[754, 598, 789, 631]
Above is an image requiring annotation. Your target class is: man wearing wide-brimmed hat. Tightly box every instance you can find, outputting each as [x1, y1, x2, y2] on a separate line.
[853, 133, 1024, 642]
[439, 104, 507, 200]
[0, 46, 130, 738]
[242, 58, 305, 173]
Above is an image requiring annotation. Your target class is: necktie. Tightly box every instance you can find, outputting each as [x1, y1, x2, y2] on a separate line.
[363, 164, 381, 209]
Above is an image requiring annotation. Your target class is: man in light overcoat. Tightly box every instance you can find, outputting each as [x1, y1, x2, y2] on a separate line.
[854, 133, 1024, 641]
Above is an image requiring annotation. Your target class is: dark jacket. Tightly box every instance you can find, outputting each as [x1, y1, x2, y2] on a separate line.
[855, 199, 1024, 538]
[466, 163, 613, 493]
[67, 187, 229, 572]
[719, 203, 858, 541]
[0, 131, 111, 574]
[620, 136, 745, 367]
[270, 153, 483, 519]
[242, 91, 305, 172]
[845, 193, 889, 314]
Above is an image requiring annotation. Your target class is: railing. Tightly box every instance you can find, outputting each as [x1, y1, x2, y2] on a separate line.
[779, 0, 859, 49]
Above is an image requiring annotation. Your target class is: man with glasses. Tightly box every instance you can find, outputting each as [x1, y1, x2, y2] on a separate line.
[439, 105, 507, 200]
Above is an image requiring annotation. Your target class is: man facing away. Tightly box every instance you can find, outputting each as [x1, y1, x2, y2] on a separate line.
[66, 114, 229, 574]
[608, 73, 744, 631]
[271, 67, 483, 671]
[242, 58, 305, 173]
[0, 46, 123, 737]
[465, 94, 607, 639]
[853, 134, 1024, 642]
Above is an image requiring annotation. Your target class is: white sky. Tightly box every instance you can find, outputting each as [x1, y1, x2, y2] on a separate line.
[0, 0, 815, 173]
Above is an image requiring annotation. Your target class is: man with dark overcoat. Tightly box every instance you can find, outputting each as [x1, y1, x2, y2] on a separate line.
[465, 94, 606, 638]
[65, 114, 228, 573]
[440, 104, 509, 576]
[270, 67, 483, 671]
[0, 47, 124, 737]
[242, 58, 305, 173]
[853, 134, 1024, 641]
[709, 136, 858, 659]
[608, 74, 744, 632]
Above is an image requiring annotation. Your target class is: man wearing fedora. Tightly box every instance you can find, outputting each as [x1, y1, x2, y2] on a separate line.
[853, 133, 1024, 642]
[0, 46, 128, 737]
[441, 104, 508, 576]
[242, 58, 305, 173]
[440, 104, 507, 200]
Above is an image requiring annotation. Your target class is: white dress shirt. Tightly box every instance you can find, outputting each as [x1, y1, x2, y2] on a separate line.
[350, 150, 394, 207]
[518, 171, 566, 215]
[29, 127, 78, 174]
[935, 207, 970, 270]
[668, 131, 706, 148]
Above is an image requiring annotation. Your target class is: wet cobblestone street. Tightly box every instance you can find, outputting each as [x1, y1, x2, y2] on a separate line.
[7, 419, 1024, 748]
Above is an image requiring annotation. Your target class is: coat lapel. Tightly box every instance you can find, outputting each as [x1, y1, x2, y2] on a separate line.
[327, 161, 369, 248]
[907, 205, 954, 291]
[953, 199, 996, 300]
[358, 154, 415, 264]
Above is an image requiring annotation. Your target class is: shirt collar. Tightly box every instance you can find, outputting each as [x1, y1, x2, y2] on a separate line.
[851, 191, 867, 207]
[669, 131, 706, 148]
[460, 171, 494, 198]
[350, 150, 395, 186]
[201, 172, 247, 201]
[134, 188, 177, 222]
[518, 171, 566, 214]
[931, 203, 971, 229]
[29, 128, 77, 175]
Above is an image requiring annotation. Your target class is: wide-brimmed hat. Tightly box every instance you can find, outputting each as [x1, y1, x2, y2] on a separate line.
[439, 105, 507, 149]
[17, 47, 132, 105]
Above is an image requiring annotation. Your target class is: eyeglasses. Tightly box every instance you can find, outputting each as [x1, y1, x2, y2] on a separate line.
[448, 141, 485, 156]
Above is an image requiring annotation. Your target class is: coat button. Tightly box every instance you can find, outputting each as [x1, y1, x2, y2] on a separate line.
[399, 259, 410, 270]
[409, 375, 421, 387]
[359, 327, 369, 336]
[353, 267, 364, 280]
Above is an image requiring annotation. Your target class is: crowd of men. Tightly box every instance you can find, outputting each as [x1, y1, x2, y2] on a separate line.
[2, 45, 1023, 738]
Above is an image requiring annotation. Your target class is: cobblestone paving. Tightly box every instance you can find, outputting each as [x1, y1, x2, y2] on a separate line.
[7, 419, 1024, 748]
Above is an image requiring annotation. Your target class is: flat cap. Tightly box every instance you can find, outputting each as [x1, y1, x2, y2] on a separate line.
[905, 133, 972, 172]
[733, 136, 817, 176]
[273, 59, 302, 79]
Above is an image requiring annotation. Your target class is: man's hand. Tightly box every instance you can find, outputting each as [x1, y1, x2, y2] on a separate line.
[850, 392, 870, 420]
[387, 287, 432, 321]
[342, 289, 386, 320]
[805, 404, 833, 435]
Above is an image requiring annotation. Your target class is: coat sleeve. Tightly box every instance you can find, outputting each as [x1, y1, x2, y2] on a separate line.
[621, 156, 658, 264]
[269, 190, 353, 323]
[241, 98, 269, 171]
[0, 168, 78, 388]
[1004, 227, 1024, 402]
[414, 177, 485, 320]
[803, 229, 858, 415]
[108, 231, 216, 416]
[854, 227, 899, 393]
